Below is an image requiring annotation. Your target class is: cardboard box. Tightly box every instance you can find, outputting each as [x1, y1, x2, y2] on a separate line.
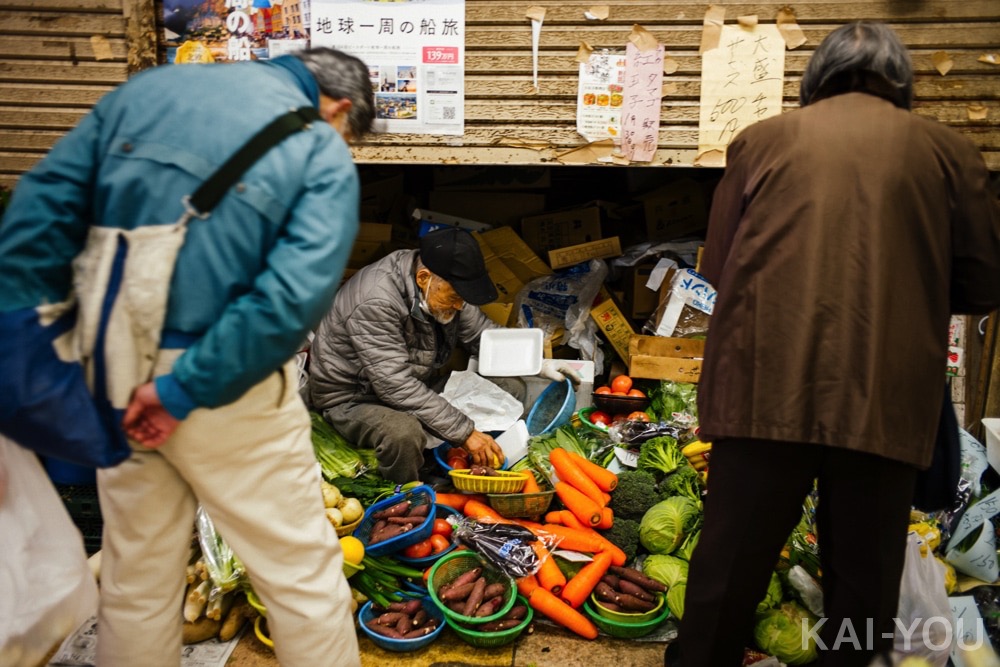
[625, 262, 660, 320]
[521, 206, 603, 256]
[640, 179, 709, 242]
[480, 302, 514, 328]
[474, 227, 552, 323]
[548, 236, 622, 270]
[429, 191, 546, 227]
[348, 222, 392, 269]
[590, 296, 635, 363]
[628, 334, 705, 382]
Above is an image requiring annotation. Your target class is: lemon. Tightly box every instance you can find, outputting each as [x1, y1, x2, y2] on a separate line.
[340, 535, 365, 566]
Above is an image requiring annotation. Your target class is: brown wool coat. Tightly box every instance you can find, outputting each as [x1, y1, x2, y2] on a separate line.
[697, 91, 1000, 467]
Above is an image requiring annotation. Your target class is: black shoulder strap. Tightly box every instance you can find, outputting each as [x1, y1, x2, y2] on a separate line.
[187, 106, 323, 216]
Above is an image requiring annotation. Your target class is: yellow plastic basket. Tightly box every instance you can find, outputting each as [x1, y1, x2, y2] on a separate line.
[449, 469, 529, 494]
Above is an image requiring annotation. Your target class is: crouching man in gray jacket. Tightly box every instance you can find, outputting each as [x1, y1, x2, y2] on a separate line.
[308, 228, 507, 482]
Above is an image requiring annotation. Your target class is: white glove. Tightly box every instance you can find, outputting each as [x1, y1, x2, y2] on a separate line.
[538, 363, 582, 386]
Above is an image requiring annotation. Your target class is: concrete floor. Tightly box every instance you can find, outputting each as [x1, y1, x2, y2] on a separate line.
[226, 619, 671, 667]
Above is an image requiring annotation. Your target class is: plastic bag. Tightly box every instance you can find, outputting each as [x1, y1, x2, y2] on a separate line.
[894, 531, 954, 665]
[452, 518, 559, 579]
[195, 507, 246, 598]
[787, 565, 824, 617]
[0, 436, 99, 667]
[608, 420, 684, 446]
[643, 268, 716, 338]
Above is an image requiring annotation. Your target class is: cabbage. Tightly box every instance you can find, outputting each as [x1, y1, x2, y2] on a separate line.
[642, 554, 688, 589]
[666, 582, 686, 620]
[639, 496, 701, 555]
[677, 528, 700, 561]
[755, 571, 783, 613]
[753, 601, 819, 665]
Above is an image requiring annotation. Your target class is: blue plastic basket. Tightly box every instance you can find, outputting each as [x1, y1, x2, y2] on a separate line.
[357, 598, 445, 651]
[432, 434, 508, 472]
[525, 379, 576, 436]
[353, 485, 437, 557]
[395, 504, 462, 567]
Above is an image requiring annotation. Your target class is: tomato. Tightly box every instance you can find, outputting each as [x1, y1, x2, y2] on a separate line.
[610, 375, 633, 394]
[611, 391, 627, 396]
[429, 534, 451, 554]
[627, 388, 646, 398]
[447, 457, 467, 470]
[402, 539, 433, 559]
[423, 566, 432, 583]
[594, 386, 612, 395]
[627, 411, 651, 422]
[446, 447, 469, 462]
[588, 410, 612, 426]
[432, 519, 453, 537]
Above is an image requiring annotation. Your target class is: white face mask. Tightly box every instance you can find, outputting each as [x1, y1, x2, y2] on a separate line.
[419, 277, 456, 325]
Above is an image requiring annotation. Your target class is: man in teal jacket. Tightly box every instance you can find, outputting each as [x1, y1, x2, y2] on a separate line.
[0, 48, 373, 666]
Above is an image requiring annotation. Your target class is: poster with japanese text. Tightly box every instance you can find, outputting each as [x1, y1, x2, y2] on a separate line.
[311, 0, 465, 135]
[697, 24, 784, 160]
[576, 51, 626, 143]
[621, 43, 664, 162]
[163, 0, 311, 63]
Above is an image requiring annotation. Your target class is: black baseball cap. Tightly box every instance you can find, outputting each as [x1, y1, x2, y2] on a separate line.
[419, 228, 498, 306]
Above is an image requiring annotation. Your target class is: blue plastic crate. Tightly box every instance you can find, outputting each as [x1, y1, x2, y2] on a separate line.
[353, 485, 437, 557]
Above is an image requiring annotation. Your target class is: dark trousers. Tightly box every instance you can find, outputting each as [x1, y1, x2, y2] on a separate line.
[677, 438, 917, 667]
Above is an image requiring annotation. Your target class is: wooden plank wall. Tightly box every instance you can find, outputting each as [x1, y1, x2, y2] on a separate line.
[1, 0, 999, 185]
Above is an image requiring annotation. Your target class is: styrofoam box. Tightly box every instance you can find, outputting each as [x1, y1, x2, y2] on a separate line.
[478, 329, 544, 377]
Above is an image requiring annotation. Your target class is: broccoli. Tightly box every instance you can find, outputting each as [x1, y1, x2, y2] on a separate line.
[637, 435, 686, 480]
[599, 517, 641, 565]
[658, 465, 702, 502]
[608, 469, 659, 521]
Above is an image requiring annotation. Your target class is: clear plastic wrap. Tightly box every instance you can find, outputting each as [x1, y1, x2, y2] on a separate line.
[642, 268, 716, 338]
[608, 420, 685, 446]
[195, 507, 246, 598]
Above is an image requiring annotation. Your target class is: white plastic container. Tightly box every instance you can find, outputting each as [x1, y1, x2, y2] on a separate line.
[984, 418, 1000, 473]
[478, 328, 544, 376]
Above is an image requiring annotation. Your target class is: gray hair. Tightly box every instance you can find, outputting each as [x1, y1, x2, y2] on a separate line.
[295, 47, 375, 138]
[799, 21, 914, 109]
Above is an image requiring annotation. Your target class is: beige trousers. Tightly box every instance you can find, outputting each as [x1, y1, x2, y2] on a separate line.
[96, 354, 359, 666]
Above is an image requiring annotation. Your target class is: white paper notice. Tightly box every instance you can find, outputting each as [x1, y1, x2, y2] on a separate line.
[698, 23, 784, 159]
[621, 42, 664, 162]
[576, 51, 627, 142]
[311, 0, 465, 135]
[949, 596, 994, 667]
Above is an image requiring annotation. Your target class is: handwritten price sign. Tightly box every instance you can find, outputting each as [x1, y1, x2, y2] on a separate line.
[423, 46, 458, 64]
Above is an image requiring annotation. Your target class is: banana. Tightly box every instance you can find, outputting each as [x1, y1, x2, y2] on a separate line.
[690, 456, 709, 471]
[682, 440, 713, 458]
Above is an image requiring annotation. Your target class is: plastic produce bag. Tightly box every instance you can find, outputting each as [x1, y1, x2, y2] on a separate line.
[453, 518, 560, 579]
[195, 507, 246, 598]
[0, 436, 99, 667]
[894, 531, 954, 665]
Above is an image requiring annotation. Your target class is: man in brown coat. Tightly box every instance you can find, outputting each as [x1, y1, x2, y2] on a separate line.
[674, 22, 1000, 666]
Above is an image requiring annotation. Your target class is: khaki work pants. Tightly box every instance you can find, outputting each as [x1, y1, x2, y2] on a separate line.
[96, 354, 359, 667]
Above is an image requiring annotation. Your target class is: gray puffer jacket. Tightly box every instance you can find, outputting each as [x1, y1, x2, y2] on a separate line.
[307, 249, 498, 443]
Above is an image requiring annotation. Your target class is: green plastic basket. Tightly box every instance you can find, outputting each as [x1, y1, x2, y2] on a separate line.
[427, 551, 515, 625]
[444, 594, 533, 648]
[582, 598, 670, 639]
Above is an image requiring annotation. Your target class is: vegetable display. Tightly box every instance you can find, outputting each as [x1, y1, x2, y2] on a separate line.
[638, 497, 702, 555]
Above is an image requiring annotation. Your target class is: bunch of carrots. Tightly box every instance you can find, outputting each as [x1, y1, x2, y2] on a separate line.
[456, 448, 622, 640]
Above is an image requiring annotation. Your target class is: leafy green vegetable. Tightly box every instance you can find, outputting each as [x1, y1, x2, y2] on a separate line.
[753, 602, 820, 665]
[637, 435, 685, 480]
[676, 528, 700, 562]
[642, 554, 688, 589]
[666, 582, 687, 620]
[328, 477, 421, 508]
[311, 412, 366, 480]
[756, 571, 784, 613]
[639, 496, 701, 555]
[523, 424, 610, 482]
[648, 381, 699, 424]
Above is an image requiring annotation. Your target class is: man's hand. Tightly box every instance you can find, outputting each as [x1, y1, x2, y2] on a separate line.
[463, 430, 505, 468]
[123, 382, 180, 448]
[539, 362, 582, 386]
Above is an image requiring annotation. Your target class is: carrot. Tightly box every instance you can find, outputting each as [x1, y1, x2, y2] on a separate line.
[597, 506, 614, 530]
[554, 482, 603, 526]
[538, 524, 604, 553]
[544, 511, 565, 525]
[561, 551, 614, 608]
[550, 449, 605, 508]
[533, 541, 567, 596]
[559, 510, 585, 530]
[516, 574, 540, 598]
[565, 450, 618, 492]
[463, 499, 511, 523]
[590, 534, 626, 567]
[522, 472, 541, 493]
[436, 493, 480, 512]
[528, 587, 598, 640]
[601, 492, 611, 505]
